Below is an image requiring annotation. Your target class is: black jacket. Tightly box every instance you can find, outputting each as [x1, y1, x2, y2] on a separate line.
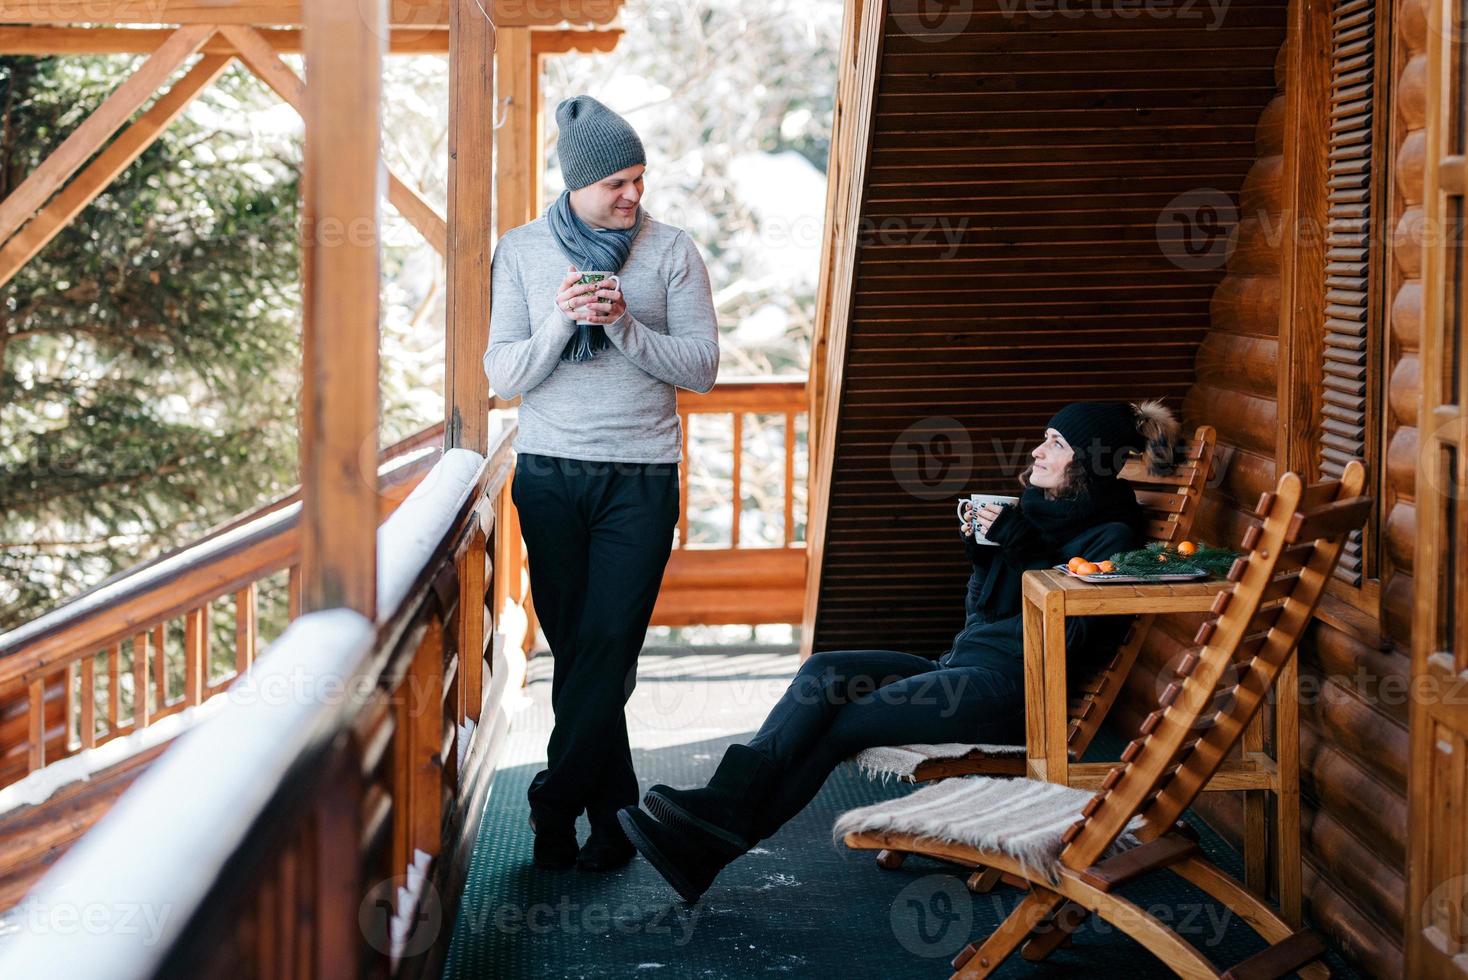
[938, 491, 1144, 671]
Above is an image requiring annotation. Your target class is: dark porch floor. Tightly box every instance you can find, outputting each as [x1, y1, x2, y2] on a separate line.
[443, 648, 1359, 979]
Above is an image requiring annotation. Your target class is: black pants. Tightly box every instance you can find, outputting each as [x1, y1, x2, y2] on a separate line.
[745, 650, 1026, 840]
[513, 452, 679, 828]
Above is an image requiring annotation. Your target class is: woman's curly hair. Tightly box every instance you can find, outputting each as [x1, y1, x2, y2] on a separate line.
[1018, 458, 1091, 501]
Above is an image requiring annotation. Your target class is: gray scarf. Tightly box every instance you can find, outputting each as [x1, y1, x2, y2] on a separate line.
[547, 190, 645, 362]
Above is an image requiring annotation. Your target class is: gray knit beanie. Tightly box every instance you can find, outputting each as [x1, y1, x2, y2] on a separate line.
[554, 95, 646, 191]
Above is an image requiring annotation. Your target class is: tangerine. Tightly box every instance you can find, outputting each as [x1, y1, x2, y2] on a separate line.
[1067, 557, 1087, 572]
[1098, 560, 1116, 573]
[1075, 561, 1100, 576]
[1177, 540, 1198, 556]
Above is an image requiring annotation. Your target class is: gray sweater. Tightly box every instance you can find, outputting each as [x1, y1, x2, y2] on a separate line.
[482, 215, 720, 464]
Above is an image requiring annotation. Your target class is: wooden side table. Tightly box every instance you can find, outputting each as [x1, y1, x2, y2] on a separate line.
[1020, 567, 1303, 926]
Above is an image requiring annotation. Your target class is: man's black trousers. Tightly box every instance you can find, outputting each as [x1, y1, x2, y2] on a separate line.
[512, 452, 679, 829]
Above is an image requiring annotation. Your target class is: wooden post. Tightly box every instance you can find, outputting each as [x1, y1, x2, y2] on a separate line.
[184, 604, 207, 705]
[445, 0, 495, 453]
[236, 583, 258, 673]
[495, 27, 534, 239]
[132, 631, 151, 726]
[459, 525, 487, 721]
[314, 740, 365, 980]
[1274, 0, 1330, 479]
[300, 0, 384, 618]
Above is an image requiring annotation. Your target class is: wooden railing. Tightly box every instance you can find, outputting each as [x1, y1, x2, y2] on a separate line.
[0, 426, 518, 979]
[659, 376, 808, 626]
[0, 423, 448, 791]
[489, 376, 810, 627]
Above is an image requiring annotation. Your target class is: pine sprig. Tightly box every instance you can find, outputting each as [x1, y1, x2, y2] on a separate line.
[1104, 541, 1241, 579]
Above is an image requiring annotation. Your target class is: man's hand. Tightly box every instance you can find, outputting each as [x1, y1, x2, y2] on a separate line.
[578, 279, 628, 326]
[554, 266, 601, 323]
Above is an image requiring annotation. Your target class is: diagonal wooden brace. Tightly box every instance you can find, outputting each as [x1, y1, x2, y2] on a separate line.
[0, 24, 215, 245]
[0, 53, 233, 291]
[222, 24, 447, 256]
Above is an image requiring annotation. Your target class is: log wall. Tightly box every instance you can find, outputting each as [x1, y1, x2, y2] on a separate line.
[1111, 0, 1426, 972]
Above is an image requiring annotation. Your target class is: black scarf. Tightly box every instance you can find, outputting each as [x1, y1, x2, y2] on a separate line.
[968, 477, 1147, 617]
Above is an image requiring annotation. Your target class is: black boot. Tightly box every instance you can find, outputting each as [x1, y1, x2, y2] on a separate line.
[617, 806, 738, 903]
[528, 811, 578, 870]
[642, 743, 779, 853]
[576, 814, 636, 872]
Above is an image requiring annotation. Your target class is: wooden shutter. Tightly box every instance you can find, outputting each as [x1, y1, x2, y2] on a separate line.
[1319, 0, 1377, 585]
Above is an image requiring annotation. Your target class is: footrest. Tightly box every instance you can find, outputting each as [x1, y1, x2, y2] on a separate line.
[1076, 834, 1199, 892]
[1221, 929, 1327, 980]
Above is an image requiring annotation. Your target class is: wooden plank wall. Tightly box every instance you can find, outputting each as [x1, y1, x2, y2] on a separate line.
[812, 0, 1289, 653]
[1109, 0, 1424, 973]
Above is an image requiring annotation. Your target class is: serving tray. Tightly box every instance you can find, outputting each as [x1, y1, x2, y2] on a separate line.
[1051, 564, 1211, 584]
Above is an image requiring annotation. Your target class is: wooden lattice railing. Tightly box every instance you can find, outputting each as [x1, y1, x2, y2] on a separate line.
[657, 376, 809, 626]
[0, 423, 449, 790]
[0, 426, 519, 978]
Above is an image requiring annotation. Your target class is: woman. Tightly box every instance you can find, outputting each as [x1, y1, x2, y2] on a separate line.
[617, 400, 1180, 902]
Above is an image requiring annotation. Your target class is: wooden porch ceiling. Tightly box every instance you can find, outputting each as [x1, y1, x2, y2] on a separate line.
[0, 22, 623, 53]
[0, 0, 623, 27]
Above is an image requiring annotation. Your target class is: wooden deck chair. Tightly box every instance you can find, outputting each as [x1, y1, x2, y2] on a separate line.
[856, 426, 1216, 871]
[837, 462, 1368, 979]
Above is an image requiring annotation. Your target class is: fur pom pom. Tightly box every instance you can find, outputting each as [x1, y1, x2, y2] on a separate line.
[1131, 399, 1180, 475]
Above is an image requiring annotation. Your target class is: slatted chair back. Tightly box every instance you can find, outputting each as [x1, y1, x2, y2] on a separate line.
[1056, 461, 1369, 871]
[1063, 425, 1218, 759]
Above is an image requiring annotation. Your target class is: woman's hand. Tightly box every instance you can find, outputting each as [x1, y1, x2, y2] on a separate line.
[973, 503, 1005, 538]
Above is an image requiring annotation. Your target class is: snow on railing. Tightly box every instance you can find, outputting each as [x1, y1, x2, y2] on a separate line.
[0, 610, 376, 976]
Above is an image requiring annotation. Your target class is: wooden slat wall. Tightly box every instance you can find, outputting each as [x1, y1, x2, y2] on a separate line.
[812, 0, 1289, 654]
[1113, 0, 1424, 973]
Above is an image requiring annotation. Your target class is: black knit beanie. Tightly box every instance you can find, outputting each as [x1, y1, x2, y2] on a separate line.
[1047, 402, 1150, 481]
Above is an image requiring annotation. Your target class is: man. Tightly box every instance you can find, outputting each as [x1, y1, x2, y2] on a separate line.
[483, 95, 720, 872]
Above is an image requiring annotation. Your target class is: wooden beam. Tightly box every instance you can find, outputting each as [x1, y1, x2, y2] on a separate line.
[0, 0, 624, 28]
[299, 0, 382, 618]
[0, 23, 213, 246]
[222, 25, 447, 255]
[0, 53, 232, 291]
[805, 0, 865, 492]
[494, 26, 534, 239]
[444, 0, 494, 453]
[0, 25, 450, 54]
[1273, 0, 1330, 480]
[800, 0, 881, 659]
[530, 27, 621, 56]
[386, 173, 447, 256]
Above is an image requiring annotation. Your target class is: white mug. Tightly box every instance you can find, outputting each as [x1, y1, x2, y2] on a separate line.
[956, 493, 1020, 546]
[576, 271, 620, 327]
